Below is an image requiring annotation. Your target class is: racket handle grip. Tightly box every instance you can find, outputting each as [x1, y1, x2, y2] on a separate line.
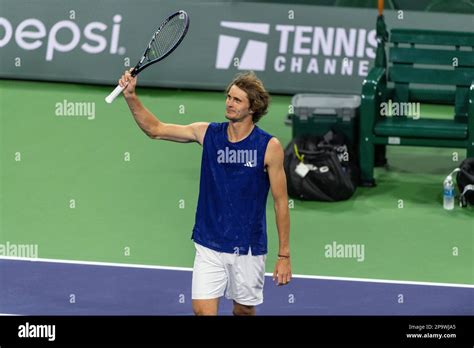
[105, 84, 125, 104]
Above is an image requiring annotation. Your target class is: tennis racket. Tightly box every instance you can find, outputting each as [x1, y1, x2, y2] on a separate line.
[105, 10, 190, 103]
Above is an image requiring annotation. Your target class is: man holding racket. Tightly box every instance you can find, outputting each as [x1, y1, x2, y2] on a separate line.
[119, 70, 291, 316]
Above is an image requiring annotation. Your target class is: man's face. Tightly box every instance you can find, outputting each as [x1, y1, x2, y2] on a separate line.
[225, 85, 253, 122]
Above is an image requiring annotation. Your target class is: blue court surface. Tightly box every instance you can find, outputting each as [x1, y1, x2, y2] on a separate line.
[1, 258, 472, 316]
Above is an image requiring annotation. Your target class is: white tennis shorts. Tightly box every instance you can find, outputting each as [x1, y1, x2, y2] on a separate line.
[192, 242, 266, 306]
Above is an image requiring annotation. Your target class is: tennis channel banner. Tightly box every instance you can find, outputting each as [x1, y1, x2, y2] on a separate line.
[0, 0, 472, 94]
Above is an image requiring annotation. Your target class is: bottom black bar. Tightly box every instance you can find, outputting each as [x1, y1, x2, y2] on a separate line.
[0, 315, 472, 345]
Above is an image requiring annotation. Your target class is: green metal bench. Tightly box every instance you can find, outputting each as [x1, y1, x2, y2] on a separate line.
[359, 28, 474, 186]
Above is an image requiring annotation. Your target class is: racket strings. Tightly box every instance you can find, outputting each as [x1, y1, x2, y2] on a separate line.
[146, 15, 187, 62]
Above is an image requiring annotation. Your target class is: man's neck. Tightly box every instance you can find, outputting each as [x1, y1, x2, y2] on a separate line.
[227, 120, 255, 143]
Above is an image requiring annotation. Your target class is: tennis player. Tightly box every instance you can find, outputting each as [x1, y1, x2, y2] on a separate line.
[119, 70, 291, 315]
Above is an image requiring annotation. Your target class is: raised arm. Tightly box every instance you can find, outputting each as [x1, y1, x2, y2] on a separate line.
[119, 70, 208, 145]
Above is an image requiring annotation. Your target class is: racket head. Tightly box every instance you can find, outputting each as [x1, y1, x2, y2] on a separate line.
[132, 10, 190, 76]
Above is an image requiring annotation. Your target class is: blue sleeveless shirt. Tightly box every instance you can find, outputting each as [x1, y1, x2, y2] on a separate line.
[191, 122, 274, 255]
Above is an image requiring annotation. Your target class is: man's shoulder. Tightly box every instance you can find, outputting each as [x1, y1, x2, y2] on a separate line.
[264, 137, 284, 165]
[265, 137, 282, 152]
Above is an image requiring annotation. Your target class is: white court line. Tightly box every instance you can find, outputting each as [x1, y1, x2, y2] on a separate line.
[1, 256, 473, 289]
[0, 255, 192, 272]
[291, 273, 474, 289]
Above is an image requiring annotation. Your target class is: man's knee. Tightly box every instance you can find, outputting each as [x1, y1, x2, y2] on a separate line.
[232, 301, 256, 316]
[192, 299, 219, 315]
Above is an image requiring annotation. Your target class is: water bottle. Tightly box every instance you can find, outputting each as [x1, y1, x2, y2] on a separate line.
[443, 175, 455, 210]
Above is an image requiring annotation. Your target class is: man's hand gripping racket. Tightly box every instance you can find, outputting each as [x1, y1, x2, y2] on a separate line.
[105, 10, 189, 103]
